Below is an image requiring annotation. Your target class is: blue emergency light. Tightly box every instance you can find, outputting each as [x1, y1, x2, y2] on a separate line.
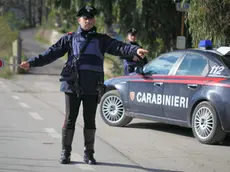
[198, 40, 213, 49]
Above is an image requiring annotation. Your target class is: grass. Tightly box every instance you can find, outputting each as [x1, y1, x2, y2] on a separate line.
[0, 49, 14, 78]
[35, 28, 51, 45]
[0, 15, 20, 78]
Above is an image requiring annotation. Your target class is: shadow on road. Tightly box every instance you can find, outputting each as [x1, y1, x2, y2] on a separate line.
[126, 122, 193, 138]
[71, 161, 183, 172]
[126, 122, 230, 146]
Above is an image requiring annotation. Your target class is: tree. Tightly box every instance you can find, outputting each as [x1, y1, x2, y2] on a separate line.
[116, 0, 181, 54]
[44, 0, 184, 56]
[94, 0, 115, 33]
[186, 0, 230, 47]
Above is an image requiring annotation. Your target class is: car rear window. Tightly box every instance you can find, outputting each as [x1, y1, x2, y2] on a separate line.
[207, 52, 230, 76]
[220, 56, 230, 69]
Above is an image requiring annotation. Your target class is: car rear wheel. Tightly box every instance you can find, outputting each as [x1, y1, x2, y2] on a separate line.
[192, 101, 226, 144]
[100, 90, 133, 127]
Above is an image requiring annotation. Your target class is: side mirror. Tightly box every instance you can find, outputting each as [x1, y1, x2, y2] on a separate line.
[134, 66, 144, 74]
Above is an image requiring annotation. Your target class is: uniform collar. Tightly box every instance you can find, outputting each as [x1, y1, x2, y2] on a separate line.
[128, 41, 138, 45]
[76, 26, 97, 34]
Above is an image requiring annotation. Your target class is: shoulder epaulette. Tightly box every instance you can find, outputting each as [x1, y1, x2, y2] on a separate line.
[67, 32, 73, 35]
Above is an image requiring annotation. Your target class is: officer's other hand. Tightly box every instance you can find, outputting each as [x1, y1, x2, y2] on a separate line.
[137, 48, 149, 58]
[20, 61, 30, 70]
[133, 55, 140, 61]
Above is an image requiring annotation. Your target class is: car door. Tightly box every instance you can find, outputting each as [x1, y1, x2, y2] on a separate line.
[128, 52, 185, 118]
[162, 52, 209, 121]
[128, 77, 159, 115]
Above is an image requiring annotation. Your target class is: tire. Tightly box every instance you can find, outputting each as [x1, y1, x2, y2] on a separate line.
[100, 90, 133, 127]
[192, 101, 226, 144]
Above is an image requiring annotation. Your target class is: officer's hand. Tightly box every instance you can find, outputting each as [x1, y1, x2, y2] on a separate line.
[137, 48, 149, 58]
[133, 55, 140, 61]
[20, 61, 30, 70]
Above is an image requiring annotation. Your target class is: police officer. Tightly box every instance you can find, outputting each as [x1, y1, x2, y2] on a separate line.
[20, 6, 148, 165]
[122, 28, 148, 75]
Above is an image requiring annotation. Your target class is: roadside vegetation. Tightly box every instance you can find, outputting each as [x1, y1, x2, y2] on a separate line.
[0, 14, 19, 78]
[0, 12, 29, 78]
[1, 0, 230, 79]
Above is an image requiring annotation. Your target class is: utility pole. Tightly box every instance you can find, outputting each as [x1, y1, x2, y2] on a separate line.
[39, 0, 43, 25]
[28, 0, 32, 27]
[181, 12, 185, 36]
[174, 0, 190, 49]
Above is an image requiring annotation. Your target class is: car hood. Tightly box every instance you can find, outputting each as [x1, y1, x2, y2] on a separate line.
[104, 73, 141, 86]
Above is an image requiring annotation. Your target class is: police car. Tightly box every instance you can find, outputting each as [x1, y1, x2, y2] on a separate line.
[100, 40, 230, 145]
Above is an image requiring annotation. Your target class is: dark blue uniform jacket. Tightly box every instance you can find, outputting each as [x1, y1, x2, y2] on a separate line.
[122, 41, 148, 75]
[28, 26, 140, 93]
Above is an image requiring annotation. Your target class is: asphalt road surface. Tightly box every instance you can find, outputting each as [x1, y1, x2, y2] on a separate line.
[0, 29, 229, 172]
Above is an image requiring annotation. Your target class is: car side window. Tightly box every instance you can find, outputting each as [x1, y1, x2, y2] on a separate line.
[175, 53, 208, 76]
[143, 52, 183, 75]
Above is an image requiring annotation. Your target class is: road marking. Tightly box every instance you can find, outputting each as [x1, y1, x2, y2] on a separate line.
[19, 102, 30, 108]
[43, 128, 94, 170]
[72, 153, 95, 171]
[12, 95, 20, 100]
[44, 128, 61, 139]
[29, 112, 43, 120]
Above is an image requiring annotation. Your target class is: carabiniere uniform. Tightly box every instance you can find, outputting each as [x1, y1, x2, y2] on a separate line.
[28, 26, 140, 97]
[27, 6, 140, 166]
[123, 28, 148, 75]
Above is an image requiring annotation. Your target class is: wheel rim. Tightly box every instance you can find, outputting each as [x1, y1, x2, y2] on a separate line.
[102, 95, 125, 124]
[194, 107, 214, 139]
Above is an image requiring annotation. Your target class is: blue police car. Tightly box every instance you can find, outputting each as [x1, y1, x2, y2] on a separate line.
[100, 40, 230, 144]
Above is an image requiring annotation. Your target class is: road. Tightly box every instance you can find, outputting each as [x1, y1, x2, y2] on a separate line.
[0, 29, 229, 172]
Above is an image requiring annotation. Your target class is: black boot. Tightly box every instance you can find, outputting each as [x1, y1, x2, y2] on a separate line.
[59, 129, 75, 164]
[83, 129, 96, 165]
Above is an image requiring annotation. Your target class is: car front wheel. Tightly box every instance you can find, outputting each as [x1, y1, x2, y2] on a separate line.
[192, 101, 226, 144]
[100, 90, 133, 127]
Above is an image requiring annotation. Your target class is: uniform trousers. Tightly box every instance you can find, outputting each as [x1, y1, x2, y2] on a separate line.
[63, 93, 98, 130]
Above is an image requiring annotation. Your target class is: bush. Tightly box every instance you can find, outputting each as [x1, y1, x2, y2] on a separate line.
[4, 12, 29, 30]
[104, 54, 124, 78]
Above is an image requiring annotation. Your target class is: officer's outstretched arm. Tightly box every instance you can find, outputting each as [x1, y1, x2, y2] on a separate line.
[103, 35, 148, 59]
[104, 35, 139, 57]
[25, 35, 71, 68]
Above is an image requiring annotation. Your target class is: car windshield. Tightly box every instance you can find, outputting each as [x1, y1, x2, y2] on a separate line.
[143, 52, 183, 75]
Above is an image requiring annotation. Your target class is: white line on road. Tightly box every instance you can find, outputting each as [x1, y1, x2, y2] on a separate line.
[19, 102, 30, 108]
[29, 112, 43, 120]
[44, 128, 61, 139]
[72, 153, 95, 171]
[43, 128, 94, 170]
[12, 95, 20, 100]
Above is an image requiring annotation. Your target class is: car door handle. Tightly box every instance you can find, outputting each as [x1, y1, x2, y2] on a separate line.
[154, 82, 163, 86]
[187, 84, 198, 89]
